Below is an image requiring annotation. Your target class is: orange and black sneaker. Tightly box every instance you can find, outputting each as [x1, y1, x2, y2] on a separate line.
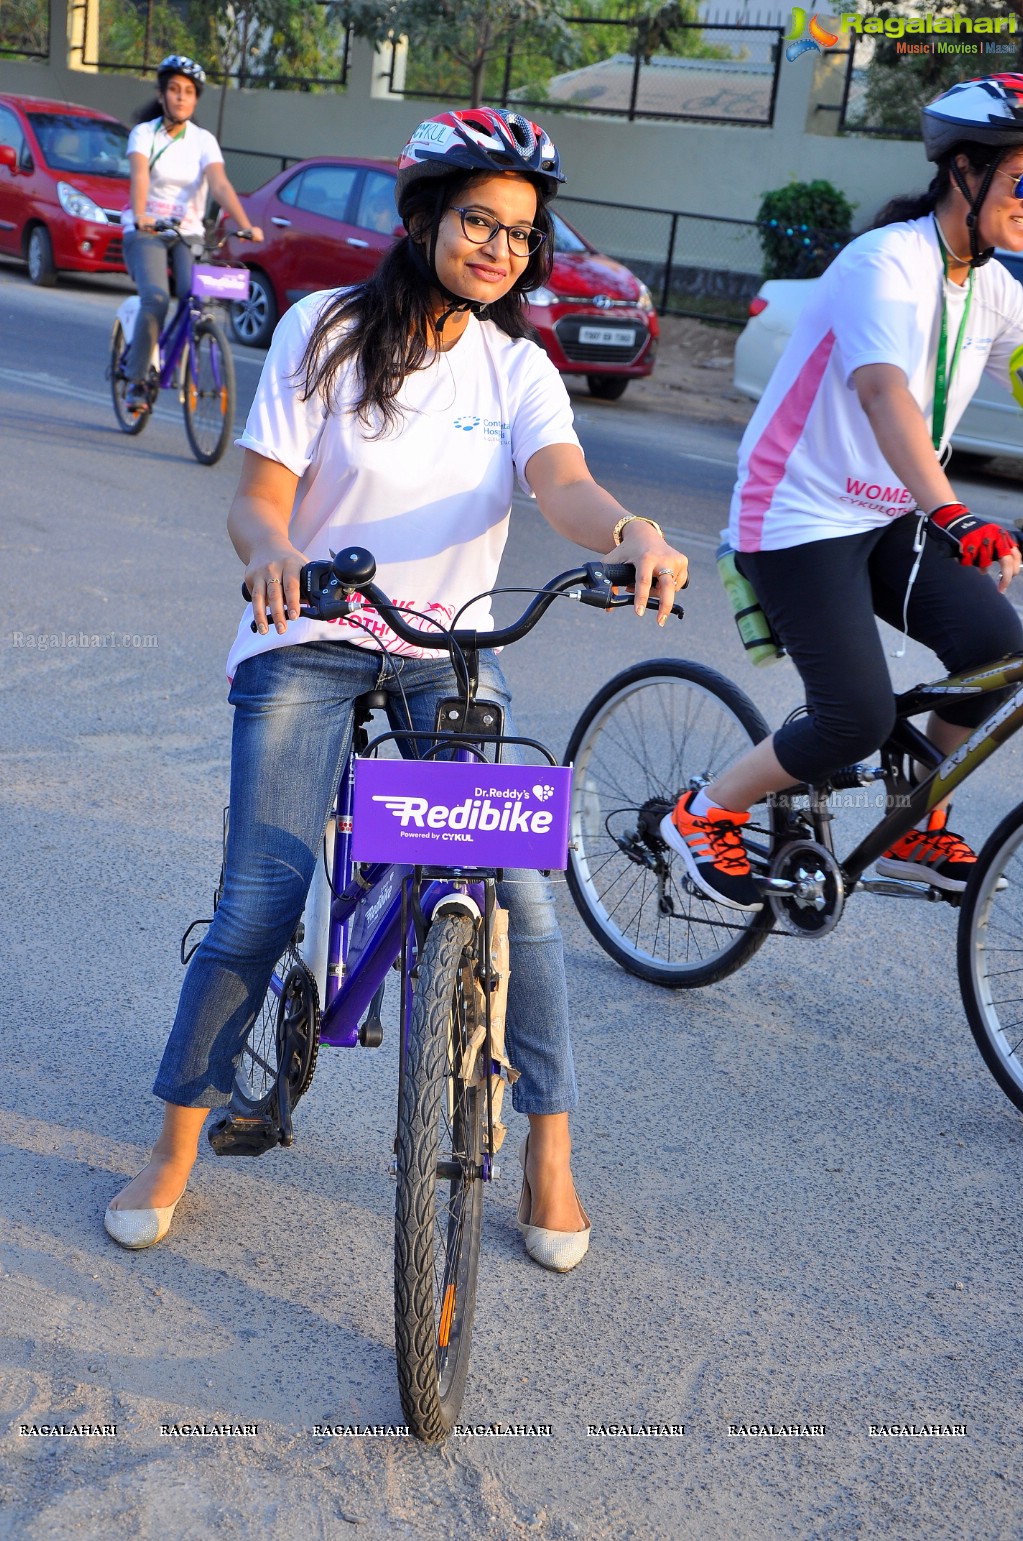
[660, 790, 763, 912]
[875, 807, 976, 893]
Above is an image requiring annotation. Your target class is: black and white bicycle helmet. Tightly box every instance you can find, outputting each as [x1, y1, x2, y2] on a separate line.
[157, 54, 206, 94]
[923, 74, 1023, 159]
[396, 107, 563, 207]
[921, 75, 1023, 266]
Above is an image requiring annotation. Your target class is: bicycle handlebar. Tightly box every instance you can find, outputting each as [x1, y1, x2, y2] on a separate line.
[243, 546, 684, 645]
[151, 217, 254, 251]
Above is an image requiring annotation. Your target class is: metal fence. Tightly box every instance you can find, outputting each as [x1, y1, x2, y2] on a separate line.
[387, 17, 784, 127]
[0, 0, 49, 60]
[559, 196, 849, 324]
[63, 0, 350, 89]
[836, 30, 1023, 137]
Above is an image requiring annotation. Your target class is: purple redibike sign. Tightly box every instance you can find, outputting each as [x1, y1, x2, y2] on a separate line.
[351, 760, 573, 869]
[191, 264, 251, 302]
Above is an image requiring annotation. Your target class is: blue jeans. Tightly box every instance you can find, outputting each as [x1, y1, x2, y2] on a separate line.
[153, 641, 577, 1115]
[123, 229, 194, 384]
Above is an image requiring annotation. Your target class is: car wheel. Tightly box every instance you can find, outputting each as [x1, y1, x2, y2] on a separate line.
[27, 224, 57, 287]
[230, 269, 277, 348]
[587, 375, 629, 401]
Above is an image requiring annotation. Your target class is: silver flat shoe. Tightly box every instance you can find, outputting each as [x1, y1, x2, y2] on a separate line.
[104, 1172, 186, 1250]
[516, 1136, 591, 1273]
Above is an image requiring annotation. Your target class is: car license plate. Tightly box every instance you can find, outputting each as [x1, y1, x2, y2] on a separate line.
[579, 326, 635, 347]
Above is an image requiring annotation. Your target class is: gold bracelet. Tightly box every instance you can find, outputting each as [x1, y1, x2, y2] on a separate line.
[612, 514, 664, 547]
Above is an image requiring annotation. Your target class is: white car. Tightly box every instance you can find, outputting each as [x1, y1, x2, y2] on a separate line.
[733, 252, 1023, 462]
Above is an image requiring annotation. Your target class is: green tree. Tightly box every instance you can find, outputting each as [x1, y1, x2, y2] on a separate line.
[337, 0, 579, 106]
[850, 0, 1022, 138]
[1, 0, 54, 57]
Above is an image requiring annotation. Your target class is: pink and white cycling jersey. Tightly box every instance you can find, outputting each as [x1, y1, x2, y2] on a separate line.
[728, 216, 1023, 553]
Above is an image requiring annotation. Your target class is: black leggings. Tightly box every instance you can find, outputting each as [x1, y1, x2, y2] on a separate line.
[738, 517, 1023, 786]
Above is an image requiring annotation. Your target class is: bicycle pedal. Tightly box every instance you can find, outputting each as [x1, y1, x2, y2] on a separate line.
[207, 1108, 281, 1157]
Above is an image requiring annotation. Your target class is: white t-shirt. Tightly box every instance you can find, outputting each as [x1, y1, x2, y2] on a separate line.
[124, 119, 222, 237]
[226, 291, 581, 678]
[729, 216, 1023, 552]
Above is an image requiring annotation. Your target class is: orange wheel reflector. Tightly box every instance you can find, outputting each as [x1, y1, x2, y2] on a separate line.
[439, 1283, 456, 1347]
[187, 382, 197, 411]
[220, 386, 228, 414]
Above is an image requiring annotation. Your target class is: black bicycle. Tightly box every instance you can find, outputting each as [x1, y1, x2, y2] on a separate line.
[563, 648, 1023, 1113]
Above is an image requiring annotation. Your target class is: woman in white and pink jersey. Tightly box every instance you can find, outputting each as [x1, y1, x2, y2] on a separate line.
[663, 75, 1023, 913]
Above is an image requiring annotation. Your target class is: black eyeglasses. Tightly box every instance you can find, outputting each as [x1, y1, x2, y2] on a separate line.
[449, 206, 546, 258]
[994, 166, 1023, 199]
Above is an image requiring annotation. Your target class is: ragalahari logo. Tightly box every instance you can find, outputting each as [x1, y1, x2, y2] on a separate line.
[786, 8, 840, 61]
[786, 8, 1019, 60]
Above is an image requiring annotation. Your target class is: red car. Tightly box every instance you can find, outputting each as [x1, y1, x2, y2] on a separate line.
[0, 94, 129, 285]
[225, 156, 657, 398]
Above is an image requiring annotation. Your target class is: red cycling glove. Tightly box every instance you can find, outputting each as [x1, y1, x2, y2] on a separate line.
[928, 503, 1017, 569]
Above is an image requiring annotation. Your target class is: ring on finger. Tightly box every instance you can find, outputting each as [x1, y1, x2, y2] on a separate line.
[655, 568, 675, 582]
[266, 576, 280, 587]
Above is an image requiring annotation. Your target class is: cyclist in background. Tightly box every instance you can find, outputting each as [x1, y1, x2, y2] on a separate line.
[661, 75, 1023, 913]
[105, 108, 687, 1268]
[121, 55, 262, 414]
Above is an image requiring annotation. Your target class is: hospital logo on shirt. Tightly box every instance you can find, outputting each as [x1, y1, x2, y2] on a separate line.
[452, 415, 510, 443]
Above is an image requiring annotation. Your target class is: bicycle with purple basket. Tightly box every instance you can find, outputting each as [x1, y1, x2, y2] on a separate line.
[108, 218, 251, 465]
[181, 545, 682, 1443]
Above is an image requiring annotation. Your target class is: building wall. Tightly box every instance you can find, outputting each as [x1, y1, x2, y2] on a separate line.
[0, 2, 930, 231]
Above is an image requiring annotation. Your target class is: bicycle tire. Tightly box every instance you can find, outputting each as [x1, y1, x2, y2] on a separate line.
[233, 947, 320, 1116]
[182, 317, 235, 465]
[564, 658, 777, 988]
[394, 913, 484, 1443]
[958, 798, 1023, 1113]
[109, 322, 149, 436]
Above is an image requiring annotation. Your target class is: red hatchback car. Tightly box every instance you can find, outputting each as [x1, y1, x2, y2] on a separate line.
[0, 94, 129, 285]
[225, 156, 657, 398]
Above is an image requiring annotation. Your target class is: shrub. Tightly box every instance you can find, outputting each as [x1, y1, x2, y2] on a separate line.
[756, 180, 856, 280]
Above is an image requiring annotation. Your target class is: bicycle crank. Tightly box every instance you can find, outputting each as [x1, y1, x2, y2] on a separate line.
[764, 839, 845, 936]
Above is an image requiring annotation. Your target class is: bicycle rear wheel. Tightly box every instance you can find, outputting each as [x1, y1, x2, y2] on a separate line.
[394, 914, 484, 1443]
[182, 317, 235, 465]
[958, 799, 1023, 1113]
[109, 322, 149, 436]
[564, 658, 777, 987]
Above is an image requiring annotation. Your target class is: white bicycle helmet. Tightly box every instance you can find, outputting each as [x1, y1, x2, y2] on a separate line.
[923, 74, 1023, 159]
[157, 54, 206, 94]
[921, 75, 1023, 266]
[396, 107, 563, 207]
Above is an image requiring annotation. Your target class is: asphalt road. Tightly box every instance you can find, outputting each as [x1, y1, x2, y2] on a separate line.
[2, 263, 1023, 1541]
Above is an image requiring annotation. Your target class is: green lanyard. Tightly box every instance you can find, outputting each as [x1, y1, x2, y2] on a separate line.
[932, 215, 973, 451]
[148, 118, 185, 173]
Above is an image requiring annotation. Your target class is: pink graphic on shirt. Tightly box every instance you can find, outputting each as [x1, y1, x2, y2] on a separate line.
[330, 599, 457, 656]
[737, 329, 837, 551]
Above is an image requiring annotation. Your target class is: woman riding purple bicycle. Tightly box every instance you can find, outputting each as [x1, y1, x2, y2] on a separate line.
[105, 107, 687, 1273]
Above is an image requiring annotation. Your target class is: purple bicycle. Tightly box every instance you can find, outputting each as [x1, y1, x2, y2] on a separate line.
[108, 219, 251, 465]
[180, 546, 682, 1442]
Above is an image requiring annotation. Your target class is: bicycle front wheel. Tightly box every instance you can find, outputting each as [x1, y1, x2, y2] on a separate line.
[182, 317, 235, 465]
[565, 659, 777, 988]
[958, 799, 1023, 1113]
[394, 914, 484, 1443]
[109, 322, 149, 436]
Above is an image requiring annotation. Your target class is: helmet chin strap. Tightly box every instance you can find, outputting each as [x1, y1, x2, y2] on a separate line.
[408, 223, 490, 335]
[949, 154, 1002, 268]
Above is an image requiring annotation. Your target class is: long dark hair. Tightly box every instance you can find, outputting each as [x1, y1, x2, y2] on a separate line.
[872, 142, 1003, 227]
[297, 170, 555, 434]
